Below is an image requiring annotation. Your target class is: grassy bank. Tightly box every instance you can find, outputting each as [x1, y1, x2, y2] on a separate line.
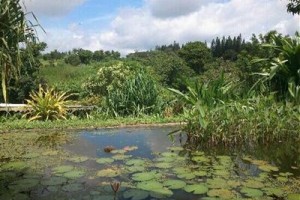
[0, 115, 184, 133]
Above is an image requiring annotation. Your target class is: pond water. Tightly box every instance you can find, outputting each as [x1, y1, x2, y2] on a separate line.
[0, 126, 300, 200]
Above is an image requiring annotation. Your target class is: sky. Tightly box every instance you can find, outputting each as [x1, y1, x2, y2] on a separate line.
[23, 0, 300, 55]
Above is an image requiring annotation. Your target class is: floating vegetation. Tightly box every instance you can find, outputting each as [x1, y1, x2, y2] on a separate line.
[0, 128, 300, 199]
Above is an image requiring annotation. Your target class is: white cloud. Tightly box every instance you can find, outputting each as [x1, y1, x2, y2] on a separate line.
[23, 0, 86, 17]
[39, 0, 299, 55]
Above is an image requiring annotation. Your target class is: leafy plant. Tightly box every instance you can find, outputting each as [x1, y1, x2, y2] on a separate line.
[107, 71, 160, 117]
[24, 85, 71, 121]
[0, 0, 42, 103]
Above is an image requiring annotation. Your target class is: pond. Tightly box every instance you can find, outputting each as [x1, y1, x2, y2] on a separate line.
[0, 126, 300, 200]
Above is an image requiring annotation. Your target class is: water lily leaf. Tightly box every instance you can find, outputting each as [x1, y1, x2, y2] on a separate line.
[167, 146, 184, 151]
[207, 178, 227, 189]
[156, 156, 175, 163]
[126, 165, 146, 173]
[213, 169, 230, 177]
[123, 146, 138, 152]
[177, 173, 195, 180]
[194, 170, 208, 177]
[150, 188, 173, 198]
[263, 187, 284, 197]
[68, 156, 89, 163]
[97, 168, 121, 177]
[132, 171, 161, 181]
[23, 153, 40, 159]
[258, 164, 279, 172]
[191, 151, 205, 156]
[62, 183, 83, 192]
[111, 149, 127, 154]
[125, 159, 146, 166]
[155, 162, 173, 169]
[161, 152, 177, 157]
[52, 165, 74, 174]
[207, 189, 235, 199]
[192, 156, 210, 163]
[227, 180, 241, 188]
[123, 189, 149, 200]
[288, 193, 300, 200]
[63, 170, 85, 179]
[9, 178, 39, 192]
[184, 184, 208, 194]
[277, 176, 289, 182]
[136, 181, 164, 191]
[163, 179, 186, 189]
[47, 185, 59, 192]
[96, 158, 114, 164]
[42, 150, 58, 156]
[41, 176, 67, 186]
[240, 187, 263, 198]
[173, 167, 191, 174]
[279, 172, 293, 177]
[112, 154, 132, 160]
[1, 161, 28, 171]
[243, 179, 264, 189]
[93, 195, 117, 200]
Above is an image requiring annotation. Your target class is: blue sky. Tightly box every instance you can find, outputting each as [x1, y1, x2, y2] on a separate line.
[24, 0, 299, 55]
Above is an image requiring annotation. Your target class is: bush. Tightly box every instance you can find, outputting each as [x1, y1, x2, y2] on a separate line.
[24, 85, 71, 121]
[107, 71, 160, 116]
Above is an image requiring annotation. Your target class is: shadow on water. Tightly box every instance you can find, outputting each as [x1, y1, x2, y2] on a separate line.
[0, 126, 299, 199]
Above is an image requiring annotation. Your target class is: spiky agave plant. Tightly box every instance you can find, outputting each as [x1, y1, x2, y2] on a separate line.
[24, 85, 71, 121]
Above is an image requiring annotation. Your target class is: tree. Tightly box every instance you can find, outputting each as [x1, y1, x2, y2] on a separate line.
[287, 0, 300, 15]
[77, 49, 93, 64]
[0, 0, 39, 103]
[178, 41, 212, 74]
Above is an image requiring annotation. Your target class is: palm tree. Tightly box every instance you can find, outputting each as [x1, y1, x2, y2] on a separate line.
[0, 0, 38, 103]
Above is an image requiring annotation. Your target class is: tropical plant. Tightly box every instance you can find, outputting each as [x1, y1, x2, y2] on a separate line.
[0, 0, 41, 103]
[107, 71, 160, 117]
[252, 33, 300, 99]
[24, 85, 71, 121]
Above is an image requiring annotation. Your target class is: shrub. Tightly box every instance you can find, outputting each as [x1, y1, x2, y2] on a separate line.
[24, 85, 71, 121]
[107, 71, 160, 116]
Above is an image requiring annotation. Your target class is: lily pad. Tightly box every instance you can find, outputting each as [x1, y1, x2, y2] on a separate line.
[194, 170, 208, 177]
[258, 164, 279, 172]
[126, 165, 146, 173]
[132, 171, 161, 181]
[125, 159, 146, 166]
[207, 189, 235, 199]
[150, 187, 173, 198]
[96, 158, 114, 164]
[263, 187, 284, 197]
[62, 183, 83, 192]
[23, 153, 40, 159]
[136, 180, 164, 191]
[207, 178, 227, 189]
[163, 179, 186, 189]
[161, 152, 177, 157]
[123, 189, 149, 200]
[52, 165, 74, 174]
[1, 161, 28, 171]
[167, 146, 184, 151]
[9, 178, 39, 192]
[155, 162, 173, 169]
[243, 179, 264, 189]
[97, 168, 121, 177]
[240, 187, 263, 198]
[192, 156, 210, 163]
[41, 176, 67, 186]
[288, 194, 300, 200]
[63, 170, 86, 179]
[68, 156, 89, 163]
[177, 173, 196, 180]
[184, 184, 208, 194]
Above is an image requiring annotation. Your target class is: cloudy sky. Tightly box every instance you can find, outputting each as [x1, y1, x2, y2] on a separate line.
[23, 0, 299, 55]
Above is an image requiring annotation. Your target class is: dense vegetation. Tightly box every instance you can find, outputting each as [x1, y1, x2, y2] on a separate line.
[0, 0, 299, 147]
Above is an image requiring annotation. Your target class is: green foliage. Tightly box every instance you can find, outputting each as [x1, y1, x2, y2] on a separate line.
[64, 54, 81, 66]
[0, 0, 40, 103]
[178, 41, 212, 74]
[287, 0, 300, 15]
[24, 85, 71, 121]
[107, 71, 160, 116]
[83, 61, 140, 97]
[252, 33, 300, 99]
